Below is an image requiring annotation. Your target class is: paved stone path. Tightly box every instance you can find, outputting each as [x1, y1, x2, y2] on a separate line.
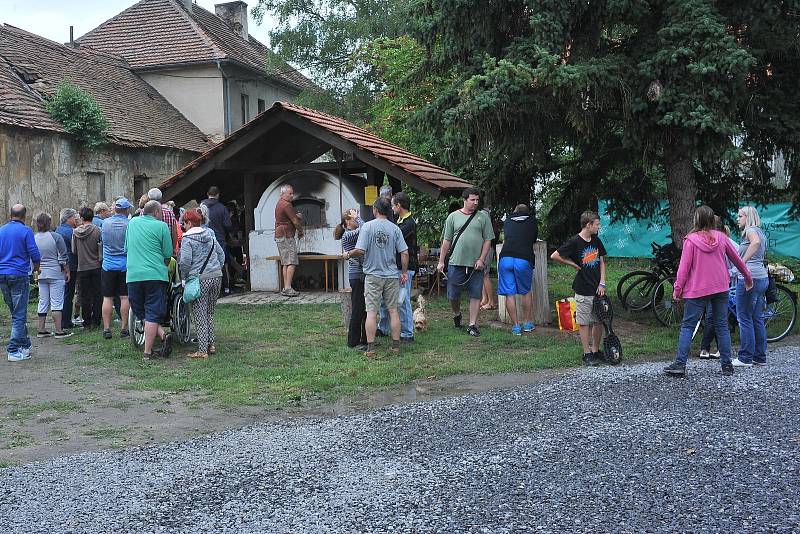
[218, 291, 340, 305]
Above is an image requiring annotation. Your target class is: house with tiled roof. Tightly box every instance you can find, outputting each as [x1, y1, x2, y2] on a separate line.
[78, 0, 316, 142]
[0, 23, 211, 217]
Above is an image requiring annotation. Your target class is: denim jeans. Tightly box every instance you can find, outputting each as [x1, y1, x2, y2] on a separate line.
[736, 277, 769, 364]
[398, 271, 415, 339]
[700, 302, 717, 351]
[378, 271, 415, 339]
[0, 274, 32, 353]
[675, 291, 731, 365]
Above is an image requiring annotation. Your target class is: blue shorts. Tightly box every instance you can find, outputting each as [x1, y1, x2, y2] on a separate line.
[447, 264, 485, 301]
[127, 280, 167, 324]
[497, 256, 533, 296]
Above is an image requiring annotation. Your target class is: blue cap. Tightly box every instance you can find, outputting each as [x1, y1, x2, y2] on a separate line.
[114, 197, 133, 209]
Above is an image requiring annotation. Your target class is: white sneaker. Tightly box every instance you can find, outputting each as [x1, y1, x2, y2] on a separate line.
[8, 349, 30, 362]
[732, 358, 752, 368]
[699, 350, 710, 359]
[17, 347, 31, 360]
[72, 316, 84, 326]
[709, 350, 720, 359]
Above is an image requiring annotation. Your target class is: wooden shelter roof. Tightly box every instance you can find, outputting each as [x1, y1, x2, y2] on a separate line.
[159, 101, 470, 203]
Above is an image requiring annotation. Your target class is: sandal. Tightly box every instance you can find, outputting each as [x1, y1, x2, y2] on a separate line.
[480, 303, 497, 311]
[364, 350, 378, 360]
[187, 351, 209, 359]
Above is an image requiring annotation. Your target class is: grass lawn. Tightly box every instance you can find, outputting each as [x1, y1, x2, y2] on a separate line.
[54, 257, 757, 409]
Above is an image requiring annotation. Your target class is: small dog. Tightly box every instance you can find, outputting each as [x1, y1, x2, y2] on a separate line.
[413, 294, 427, 331]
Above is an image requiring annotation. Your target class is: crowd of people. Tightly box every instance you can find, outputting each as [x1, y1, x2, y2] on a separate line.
[0, 186, 241, 362]
[0, 181, 773, 374]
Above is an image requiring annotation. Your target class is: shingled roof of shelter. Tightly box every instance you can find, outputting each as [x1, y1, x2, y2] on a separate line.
[0, 24, 211, 152]
[76, 0, 315, 92]
[161, 101, 470, 196]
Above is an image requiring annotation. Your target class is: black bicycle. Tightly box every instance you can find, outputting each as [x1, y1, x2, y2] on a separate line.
[618, 242, 680, 311]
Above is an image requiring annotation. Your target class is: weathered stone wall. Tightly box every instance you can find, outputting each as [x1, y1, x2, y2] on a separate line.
[0, 125, 198, 222]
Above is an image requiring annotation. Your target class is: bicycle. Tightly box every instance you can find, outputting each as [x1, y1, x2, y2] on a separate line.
[617, 242, 679, 311]
[688, 278, 797, 342]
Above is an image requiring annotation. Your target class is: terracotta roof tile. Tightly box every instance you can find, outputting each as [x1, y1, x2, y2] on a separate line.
[161, 101, 470, 194]
[0, 24, 211, 152]
[77, 0, 315, 91]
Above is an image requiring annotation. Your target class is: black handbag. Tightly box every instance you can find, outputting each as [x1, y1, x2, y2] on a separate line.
[766, 276, 779, 304]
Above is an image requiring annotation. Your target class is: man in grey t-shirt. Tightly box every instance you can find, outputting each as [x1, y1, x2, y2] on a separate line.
[350, 198, 408, 358]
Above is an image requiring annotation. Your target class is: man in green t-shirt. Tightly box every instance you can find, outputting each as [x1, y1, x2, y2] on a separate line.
[437, 187, 495, 337]
[125, 200, 174, 360]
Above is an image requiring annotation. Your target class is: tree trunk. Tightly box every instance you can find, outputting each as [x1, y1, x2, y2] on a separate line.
[663, 132, 697, 246]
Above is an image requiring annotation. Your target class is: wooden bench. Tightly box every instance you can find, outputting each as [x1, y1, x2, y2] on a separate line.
[266, 254, 342, 292]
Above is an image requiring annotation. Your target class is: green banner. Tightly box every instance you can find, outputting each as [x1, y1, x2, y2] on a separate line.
[598, 201, 800, 259]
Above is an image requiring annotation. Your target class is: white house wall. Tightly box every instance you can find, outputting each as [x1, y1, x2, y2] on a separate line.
[226, 64, 299, 128]
[140, 66, 226, 142]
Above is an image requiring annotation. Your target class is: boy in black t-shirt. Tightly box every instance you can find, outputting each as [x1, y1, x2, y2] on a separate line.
[550, 211, 607, 366]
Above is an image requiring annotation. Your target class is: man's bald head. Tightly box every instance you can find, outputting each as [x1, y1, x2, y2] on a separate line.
[10, 204, 26, 220]
[513, 204, 530, 215]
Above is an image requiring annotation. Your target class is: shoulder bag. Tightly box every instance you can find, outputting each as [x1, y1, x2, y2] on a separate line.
[183, 243, 215, 303]
[444, 210, 478, 270]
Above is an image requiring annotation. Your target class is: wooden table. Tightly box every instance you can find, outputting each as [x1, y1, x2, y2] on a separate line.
[267, 254, 342, 292]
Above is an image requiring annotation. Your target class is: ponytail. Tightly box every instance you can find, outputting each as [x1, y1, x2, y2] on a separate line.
[333, 224, 345, 240]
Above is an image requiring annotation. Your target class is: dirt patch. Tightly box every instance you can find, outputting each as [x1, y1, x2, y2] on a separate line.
[0, 333, 583, 465]
[0, 338, 267, 465]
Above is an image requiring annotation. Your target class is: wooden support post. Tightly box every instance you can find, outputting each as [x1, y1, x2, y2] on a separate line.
[243, 172, 254, 291]
[497, 241, 552, 325]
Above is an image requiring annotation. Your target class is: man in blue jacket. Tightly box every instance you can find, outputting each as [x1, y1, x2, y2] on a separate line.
[0, 204, 41, 361]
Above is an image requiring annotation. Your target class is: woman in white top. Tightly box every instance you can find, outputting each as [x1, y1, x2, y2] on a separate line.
[33, 212, 72, 338]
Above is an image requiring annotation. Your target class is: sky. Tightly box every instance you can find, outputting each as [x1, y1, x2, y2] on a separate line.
[0, 0, 276, 45]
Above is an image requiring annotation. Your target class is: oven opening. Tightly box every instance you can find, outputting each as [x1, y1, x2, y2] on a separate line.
[292, 197, 326, 229]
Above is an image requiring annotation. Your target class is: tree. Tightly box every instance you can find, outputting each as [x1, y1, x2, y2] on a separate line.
[365, 36, 458, 245]
[254, 0, 412, 123]
[415, 0, 800, 243]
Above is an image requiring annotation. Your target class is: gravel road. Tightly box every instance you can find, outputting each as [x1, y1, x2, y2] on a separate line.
[2, 346, 799, 533]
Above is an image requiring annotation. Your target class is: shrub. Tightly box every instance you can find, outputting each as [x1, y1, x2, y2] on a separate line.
[44, 81, 108, 148]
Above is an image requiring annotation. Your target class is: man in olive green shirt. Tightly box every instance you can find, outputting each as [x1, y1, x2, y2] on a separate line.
[125, 200, 174, 360]
[437, 187, 494, 337]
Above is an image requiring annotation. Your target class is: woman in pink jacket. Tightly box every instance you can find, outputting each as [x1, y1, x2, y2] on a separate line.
[664, 206, 753, 377]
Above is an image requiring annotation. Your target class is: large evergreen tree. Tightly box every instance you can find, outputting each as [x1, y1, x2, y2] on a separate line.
[415, 0, 800, 242]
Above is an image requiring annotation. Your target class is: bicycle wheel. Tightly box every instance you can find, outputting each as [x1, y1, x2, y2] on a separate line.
[764, 285, 797, 342]
[171, 293, 192, 345]
[128, 308, 145, 349]
[616, 270, 654, 309]
[622, 273, 659, 311]
[652, 275, 683, 327]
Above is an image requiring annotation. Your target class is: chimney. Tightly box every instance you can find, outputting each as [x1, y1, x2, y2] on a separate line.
[215, 1, 249, 40]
